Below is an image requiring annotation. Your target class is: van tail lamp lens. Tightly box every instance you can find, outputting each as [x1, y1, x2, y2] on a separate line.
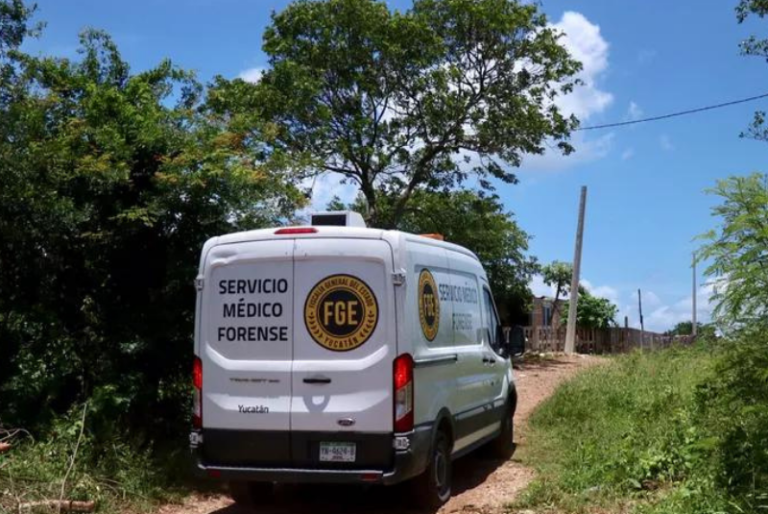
[274, 227, 318, 235]
[193, 357, 203, 429]
[393, 354, 414, 433]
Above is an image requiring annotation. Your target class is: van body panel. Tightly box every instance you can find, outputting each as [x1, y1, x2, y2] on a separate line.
[201, 240, 294, 434]
[290, 238, 396, 433]
[403, 240, 460, 428]
[193, 226, 515, 486]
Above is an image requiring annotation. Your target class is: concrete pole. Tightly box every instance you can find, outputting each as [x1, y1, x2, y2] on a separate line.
[638, 289, 645, 349]
[692, 253, 698, 337]
[564, 186, 587, 354]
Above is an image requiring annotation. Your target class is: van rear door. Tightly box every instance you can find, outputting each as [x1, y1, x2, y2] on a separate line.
[291, 237, 396, 468]
[199, 239, 294, 466]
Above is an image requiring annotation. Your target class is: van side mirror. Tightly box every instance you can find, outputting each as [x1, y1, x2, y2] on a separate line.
[508, 325, 525, 357]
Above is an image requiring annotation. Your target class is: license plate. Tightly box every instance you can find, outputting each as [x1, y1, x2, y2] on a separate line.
[319, 442, 356, 462]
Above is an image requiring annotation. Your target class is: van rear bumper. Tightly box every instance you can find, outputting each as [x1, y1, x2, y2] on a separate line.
[192, 426, 431, 486]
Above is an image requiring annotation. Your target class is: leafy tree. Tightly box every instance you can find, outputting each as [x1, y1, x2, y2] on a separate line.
[697, 174, 768, 329]
[736, 1, 768, 142]
[0, 9, 304, 436]
[665, 321, 717, 338]
[395, 190, 537, 318]
[541, 261, 573, 321]
[561, 286, 618, 330]
[693, 5, 768, 330]
[238, 0, 581, 227]
[666, 321, 697, 336]
[331, 189, 538, 322]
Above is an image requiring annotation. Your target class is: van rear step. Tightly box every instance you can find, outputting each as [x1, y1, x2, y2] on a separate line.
[196, 463, 386, 484]
[200, 429, 393, 470]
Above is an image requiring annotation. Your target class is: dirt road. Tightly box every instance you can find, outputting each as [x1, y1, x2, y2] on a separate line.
[158, 355, 600, 514]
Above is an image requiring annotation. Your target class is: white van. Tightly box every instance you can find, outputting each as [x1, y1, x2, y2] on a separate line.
[190, 212, 522, 508]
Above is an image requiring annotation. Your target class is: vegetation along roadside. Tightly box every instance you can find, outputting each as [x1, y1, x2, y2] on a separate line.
[515, 337, 768, 514]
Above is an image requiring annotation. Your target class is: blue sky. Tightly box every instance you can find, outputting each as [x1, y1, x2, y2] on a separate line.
[22, 0, 768, 331]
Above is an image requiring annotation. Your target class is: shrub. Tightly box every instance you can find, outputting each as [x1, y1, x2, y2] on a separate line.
[0, 404, 190, 513]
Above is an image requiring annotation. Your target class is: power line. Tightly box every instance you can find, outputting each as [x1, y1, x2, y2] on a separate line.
[576, 91, 768, 131]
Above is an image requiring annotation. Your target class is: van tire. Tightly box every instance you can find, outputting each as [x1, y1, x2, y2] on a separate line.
[412, 430, 452, 508]
[490, 398, 516, 459]
[229, 481, 274, 507]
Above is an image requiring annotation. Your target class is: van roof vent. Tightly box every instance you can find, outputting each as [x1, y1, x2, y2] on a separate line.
[310, 211, 367, 228]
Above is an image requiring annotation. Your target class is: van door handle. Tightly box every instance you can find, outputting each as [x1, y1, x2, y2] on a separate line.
[482, 357, 496, 365]
[303, 376, 332, 384]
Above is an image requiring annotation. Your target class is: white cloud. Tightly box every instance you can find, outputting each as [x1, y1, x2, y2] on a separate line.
[626, 101, 643, 121]
[522, 131, 614, 172]
[530, 274, 555, 297]
[643, 283, 714, 331]
[238, 67, 265, 83]
[529, 276, 618, 303]
[643, 290, 663, 309]
[521, 12, 613, 172]
[582, 280, 620, 305]
[608, 285, 713, 333]
[621, 148, 634, 160]
[300, 173, 359, 213]
[551, 12, 613, 121]
[660, 134, 674, 151]
[527, 276, 715, 333]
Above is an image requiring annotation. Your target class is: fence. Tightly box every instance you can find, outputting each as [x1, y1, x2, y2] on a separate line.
[519, 326, 694, 354]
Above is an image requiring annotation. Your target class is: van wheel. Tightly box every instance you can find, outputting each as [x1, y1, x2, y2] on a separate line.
[490, 399, 516, 459]
[412, 430, 452, 508]
[229, 481, 274, 507]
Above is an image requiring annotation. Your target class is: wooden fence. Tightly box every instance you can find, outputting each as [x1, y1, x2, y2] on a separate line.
[518, 326, 694, 354]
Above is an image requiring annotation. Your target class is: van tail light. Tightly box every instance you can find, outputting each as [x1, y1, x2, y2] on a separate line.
[193, 357, 203, 429]
[393, 354, 414, 433]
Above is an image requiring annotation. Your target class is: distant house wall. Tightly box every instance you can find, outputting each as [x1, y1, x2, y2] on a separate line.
[530, 297, 562, 328]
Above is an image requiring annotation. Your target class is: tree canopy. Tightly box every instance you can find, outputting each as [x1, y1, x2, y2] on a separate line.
[330, 188, 538, 320]
[665, 321, 716, 338]
[561, 286, 618, 330]
[0, 7, 304, 434]
[0, 0, 574, 445]
[541, 260, 573, 319]
[698, 174, 768, 329]
[227, 0, 581, 227]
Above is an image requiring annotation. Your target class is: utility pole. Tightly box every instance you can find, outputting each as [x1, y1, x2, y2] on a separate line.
[638, 289, 645, 349]
[692, 253, 698, 337]
[564, 186, 587, 354]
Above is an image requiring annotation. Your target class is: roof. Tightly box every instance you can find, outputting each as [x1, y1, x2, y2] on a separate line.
[201, 226, 481, 263]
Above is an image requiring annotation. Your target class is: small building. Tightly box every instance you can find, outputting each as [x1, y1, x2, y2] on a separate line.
[529, 296, 563, 328]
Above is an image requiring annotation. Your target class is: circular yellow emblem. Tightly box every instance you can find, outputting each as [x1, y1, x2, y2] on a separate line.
[418, 269, 440, 341]
[304, 274, 379, 352]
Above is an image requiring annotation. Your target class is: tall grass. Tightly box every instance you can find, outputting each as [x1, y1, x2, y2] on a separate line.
[515, 341, 768, 513]
[0, 405, 194, 513]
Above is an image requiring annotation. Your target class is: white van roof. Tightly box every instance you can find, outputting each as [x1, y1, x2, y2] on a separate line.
[202, 226, 480, 263]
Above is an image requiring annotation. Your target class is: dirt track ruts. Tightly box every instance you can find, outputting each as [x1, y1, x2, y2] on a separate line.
[155, 354, 602, 514]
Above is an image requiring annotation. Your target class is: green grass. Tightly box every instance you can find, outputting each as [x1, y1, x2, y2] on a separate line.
[514, 343, 730, 513]
[0, 407, 198, 514]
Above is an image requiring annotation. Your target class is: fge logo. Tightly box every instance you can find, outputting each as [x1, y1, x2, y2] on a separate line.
[418, 269, 440, 341]
[304, 274, 379, 352]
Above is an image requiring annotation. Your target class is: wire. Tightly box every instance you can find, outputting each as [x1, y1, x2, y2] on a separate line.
[575, 91, 768, 131]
